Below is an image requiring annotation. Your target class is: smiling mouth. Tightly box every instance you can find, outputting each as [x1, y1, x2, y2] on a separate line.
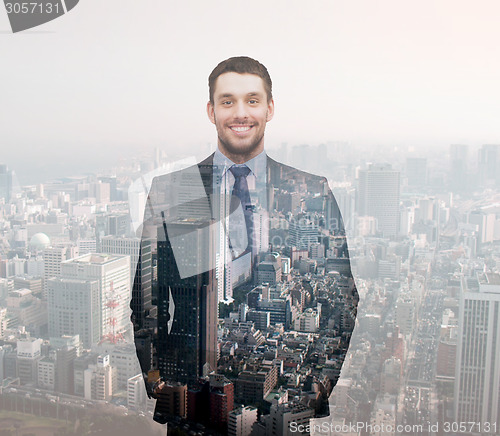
[230, 126, 252, 133]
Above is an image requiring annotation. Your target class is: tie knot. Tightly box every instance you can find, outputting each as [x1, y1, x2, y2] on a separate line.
[229, 165, 251, 179]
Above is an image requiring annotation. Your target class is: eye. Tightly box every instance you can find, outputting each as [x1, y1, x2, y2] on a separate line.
[248, 99, 258, 104]
[221, 100, 232, 105]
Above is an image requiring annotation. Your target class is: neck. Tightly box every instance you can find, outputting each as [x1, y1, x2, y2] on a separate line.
[217, 144, 264, 164]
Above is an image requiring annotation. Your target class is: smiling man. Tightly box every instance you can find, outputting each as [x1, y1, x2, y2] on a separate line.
[207, 66, 274, 163]
[132, 57, 358, 434]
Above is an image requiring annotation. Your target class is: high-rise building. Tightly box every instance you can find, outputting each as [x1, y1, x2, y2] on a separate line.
[449, 144, 469, 192]
[107, 213, 130, 235]
[55, 347, 77, 395]
[84, 354, 114, 401]
[51, 336, 79, 395]
[2, 345, 17, 379]
[436, 310, 457, 380]
[77, 239, 97, 254]
[255, 260, 281, 286]
[74, 353, 96, 396]
[267, 402, 315, 436]
[235, 363, 278, 404]
[0, 278, 12, 304]
[309, 242, 325, 259]
[127, 373, 147, 410]
[405, 157, 427, 187]
[228, 406, 258, 436]
[98, 176, 119, 201]
[156, 219, 217, 385]
[47, 278, 100, 348]
[454, 273, 500, 424]
[0, 164, 15, 202]
[100, 236, 152, 330]
[154, 382, 188, 420]
[358, 164, 401, 238]
[38, 355, 56, 390]
[17, 336, 43, 385]
[395, 297, 415, 337]
[478, 144, 500, 187]
[95, 213, 130, 243]
[289, 220, 319, 250]
[469, 210, 496, 246]
[90, 181, 111, 204]
[186, 374, 235, 431]
[48, 253, 130, 347]
[0, 308, 8, 338]
[294, 308, 320, 333]
[14, 276, 43, 294]
[43, 246, 67, 294]
[108, 343, 142, 389]
[246, 310, 270, 331]
[437, 338, 457, 380]
[6, 288, 46, 335]
[210, 375, 235, 429]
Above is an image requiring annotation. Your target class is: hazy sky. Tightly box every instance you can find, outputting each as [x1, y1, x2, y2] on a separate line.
[1, 0, 500, 181]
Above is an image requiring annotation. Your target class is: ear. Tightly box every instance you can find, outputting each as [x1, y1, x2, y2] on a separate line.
[207, 101, 216, 124]
[266, 99, 275, 122]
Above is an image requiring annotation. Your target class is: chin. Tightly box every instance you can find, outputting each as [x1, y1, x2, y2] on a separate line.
[228, 145, 258, 156]
[219, 139, 263, 158]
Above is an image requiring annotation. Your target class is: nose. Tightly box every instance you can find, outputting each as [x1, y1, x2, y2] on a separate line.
[233, 101, 249, 119]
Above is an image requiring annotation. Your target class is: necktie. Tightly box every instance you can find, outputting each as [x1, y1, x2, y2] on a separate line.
[229, 165, 253, 257]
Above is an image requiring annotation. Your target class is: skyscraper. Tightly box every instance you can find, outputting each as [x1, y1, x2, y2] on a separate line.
[48, 253, 131, 347]
[405, 157, 427, 188]
[0, 164, 15, 202]
[358, 164, 400, 238]
[469, 210, 495, 246]
[156, 218, 217, 385]
[100, 236, 152, 329]
[43, 246, 67, 295]
[454, 273, 500, 425]
[450, 144, 469, 192]
[47, 278, 100, 348]
[289, 219, 319, 250]
[478, 144, 500, 188]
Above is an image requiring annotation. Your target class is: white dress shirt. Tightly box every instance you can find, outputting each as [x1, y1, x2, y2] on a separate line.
[212, 148, 269, 302]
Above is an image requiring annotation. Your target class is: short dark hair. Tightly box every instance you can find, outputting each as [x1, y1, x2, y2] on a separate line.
[208, 56, 273, 104]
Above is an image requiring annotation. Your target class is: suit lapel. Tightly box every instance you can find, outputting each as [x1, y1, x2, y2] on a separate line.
[198, 153, 215, 214]
[197, 152, 283, 220]
[266, 155, 281, 211]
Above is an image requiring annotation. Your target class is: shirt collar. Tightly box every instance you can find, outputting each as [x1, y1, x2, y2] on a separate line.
[213, 148, 267, 180]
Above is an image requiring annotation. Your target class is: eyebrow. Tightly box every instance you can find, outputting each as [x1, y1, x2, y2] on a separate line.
[217, 92, 264, 100]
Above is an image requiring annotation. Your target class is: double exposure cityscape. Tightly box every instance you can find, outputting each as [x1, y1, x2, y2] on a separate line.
[1, 141, 500, 435]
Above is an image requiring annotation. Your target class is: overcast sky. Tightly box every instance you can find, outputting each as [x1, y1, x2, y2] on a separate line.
[1, 0, 500, 182]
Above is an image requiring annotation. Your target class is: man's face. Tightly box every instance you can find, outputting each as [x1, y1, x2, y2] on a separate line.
[207, 72, 274, 161]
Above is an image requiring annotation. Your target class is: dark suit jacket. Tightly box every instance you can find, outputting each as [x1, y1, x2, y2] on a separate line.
[131, 153, 358, 428]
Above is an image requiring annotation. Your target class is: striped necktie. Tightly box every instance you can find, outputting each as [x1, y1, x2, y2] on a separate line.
[229, 165, 253, 257]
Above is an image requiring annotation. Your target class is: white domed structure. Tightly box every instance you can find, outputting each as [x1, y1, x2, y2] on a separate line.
[29, 233, 51, 251]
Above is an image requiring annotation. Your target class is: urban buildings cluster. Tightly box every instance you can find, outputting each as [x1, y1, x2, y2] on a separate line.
[1, 142, 500, 435]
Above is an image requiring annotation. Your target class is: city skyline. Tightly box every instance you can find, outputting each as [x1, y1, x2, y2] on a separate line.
[2, 0, 500, 186]
[2, 140, 500, 434]
[2, 0, 500, 433]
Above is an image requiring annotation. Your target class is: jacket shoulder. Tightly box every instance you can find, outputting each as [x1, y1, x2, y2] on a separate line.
[149, 154, 214, 194]
[144, 154, 214, 229]
[267, 155, 328, 188]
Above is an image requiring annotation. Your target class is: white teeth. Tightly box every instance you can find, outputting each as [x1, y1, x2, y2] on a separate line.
[231, 126, 251, 132]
